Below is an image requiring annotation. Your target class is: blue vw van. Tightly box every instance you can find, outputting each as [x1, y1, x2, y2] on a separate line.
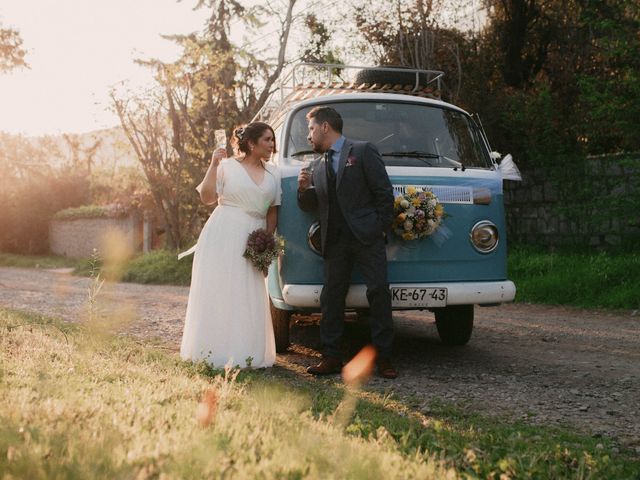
[257, 64, 516, 352]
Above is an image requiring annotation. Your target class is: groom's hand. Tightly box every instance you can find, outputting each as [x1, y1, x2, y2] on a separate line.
[298, 168, 312, 192]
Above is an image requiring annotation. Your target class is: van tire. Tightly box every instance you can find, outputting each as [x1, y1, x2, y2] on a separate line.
[434, 305, 474, 346]
[270, 300, 292, 353]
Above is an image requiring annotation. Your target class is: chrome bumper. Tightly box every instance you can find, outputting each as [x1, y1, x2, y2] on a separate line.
[281, 281, 516, 308]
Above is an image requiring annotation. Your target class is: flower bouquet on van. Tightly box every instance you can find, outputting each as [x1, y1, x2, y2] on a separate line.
[392, 186, 445, 241]
[243, 228, 286, 276]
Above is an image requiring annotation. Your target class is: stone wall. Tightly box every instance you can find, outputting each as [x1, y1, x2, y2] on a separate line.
[49, 215, 143, 258]
[504, 153, 640, 248]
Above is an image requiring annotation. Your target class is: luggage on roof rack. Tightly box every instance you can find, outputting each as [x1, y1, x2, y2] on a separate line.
[254, 63, 445, 122]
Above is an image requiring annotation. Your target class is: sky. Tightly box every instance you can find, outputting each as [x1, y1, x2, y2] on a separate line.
[0, 1, 484, 137]
[0, 0, 207, 136]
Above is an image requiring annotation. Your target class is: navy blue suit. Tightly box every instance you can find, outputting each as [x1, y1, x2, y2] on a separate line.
[298, 138, 395, 359]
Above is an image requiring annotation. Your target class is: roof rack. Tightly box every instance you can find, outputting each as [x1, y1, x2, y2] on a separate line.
[254, 63, 445, 123]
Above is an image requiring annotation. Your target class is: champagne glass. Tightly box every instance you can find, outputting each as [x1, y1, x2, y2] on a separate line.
[214, 129, 227, 150]
[301, 156, 315, 190]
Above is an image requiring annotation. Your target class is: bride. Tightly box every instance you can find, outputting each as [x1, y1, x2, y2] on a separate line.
[180, 122, 280, 368]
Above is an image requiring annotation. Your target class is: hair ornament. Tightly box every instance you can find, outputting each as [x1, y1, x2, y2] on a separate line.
[236, 127, 245, 140]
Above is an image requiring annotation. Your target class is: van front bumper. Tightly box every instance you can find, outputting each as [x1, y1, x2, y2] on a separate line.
[281, 281, 516, 309]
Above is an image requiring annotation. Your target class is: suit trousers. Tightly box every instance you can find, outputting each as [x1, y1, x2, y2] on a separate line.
[320, 228, 394, 359]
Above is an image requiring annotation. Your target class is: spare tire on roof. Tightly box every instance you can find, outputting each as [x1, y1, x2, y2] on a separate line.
[354, 66, 433, 88]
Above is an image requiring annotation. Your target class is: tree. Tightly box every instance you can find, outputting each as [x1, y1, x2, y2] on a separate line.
[114, 0, 299, 249]
[0, 22, 27, 73]
[111, 88, 194, 250]
[351, 0, 467, 101]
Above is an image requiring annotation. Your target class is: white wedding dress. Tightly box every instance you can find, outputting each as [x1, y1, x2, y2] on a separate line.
[180, 158, 280, 368]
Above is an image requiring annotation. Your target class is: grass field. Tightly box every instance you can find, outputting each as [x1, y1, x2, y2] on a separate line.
[1, 308, 638, 479]
[2, 247, 639, 310]
[0, 253, 82, 270]
[508, 247, 640, 310]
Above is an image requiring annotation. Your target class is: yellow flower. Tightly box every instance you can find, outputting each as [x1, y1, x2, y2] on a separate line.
[411, 198, 421, 207]
[402, 232, 415, 241]
[435, 204, 444, 217]
[406, 186, 416, 195]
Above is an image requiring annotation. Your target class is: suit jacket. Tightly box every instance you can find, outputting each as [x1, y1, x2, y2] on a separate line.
[297, 138, 394, 255]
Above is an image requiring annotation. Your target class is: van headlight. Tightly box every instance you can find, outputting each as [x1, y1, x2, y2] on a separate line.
[470, 220, 499, 253]
[308, 221, 322, 256]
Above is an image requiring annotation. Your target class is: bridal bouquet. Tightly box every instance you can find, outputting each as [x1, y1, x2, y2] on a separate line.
[392, 186, 445, 241]
[243, 228, 285, 276]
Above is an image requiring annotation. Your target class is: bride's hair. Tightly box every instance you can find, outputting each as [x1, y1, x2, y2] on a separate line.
[232, 122, 277, 157]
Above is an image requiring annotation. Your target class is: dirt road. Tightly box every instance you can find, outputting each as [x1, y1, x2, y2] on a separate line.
[1, 266, 638, 448]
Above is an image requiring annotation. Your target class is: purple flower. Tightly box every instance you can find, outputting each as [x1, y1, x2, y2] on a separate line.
[244, 228, 286, 276]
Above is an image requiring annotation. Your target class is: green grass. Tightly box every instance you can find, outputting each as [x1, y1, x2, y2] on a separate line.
[0, 250, 192, 286]
[2, 308, 639, 479]
[508, 246, 640, 310]
[3, 247, 640, 309]
[120, 250, 193, 286]
[70, 250, 192, 286]
[0, 253, 83, 270]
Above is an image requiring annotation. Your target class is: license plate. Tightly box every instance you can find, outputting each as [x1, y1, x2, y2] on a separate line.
[391, 287, 447, 307]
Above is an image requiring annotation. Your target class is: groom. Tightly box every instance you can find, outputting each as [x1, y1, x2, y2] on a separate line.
[297, 106, 398, 379]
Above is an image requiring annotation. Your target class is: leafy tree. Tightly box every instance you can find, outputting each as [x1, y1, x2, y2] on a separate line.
[114, 0, 298, 248]
[351, 0, 468, 101]
[299, 14, 342, 65]
[0, 22, 27, 73]
[0, 134, 89, 253]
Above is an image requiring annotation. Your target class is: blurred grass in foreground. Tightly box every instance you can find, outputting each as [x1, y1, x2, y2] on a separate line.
[508, 246, 640, 310]
[2, 309, 638, 479]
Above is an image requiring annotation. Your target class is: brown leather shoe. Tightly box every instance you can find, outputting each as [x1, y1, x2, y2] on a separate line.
[307, 357, 342, 375]
[376, 358, 398, 379]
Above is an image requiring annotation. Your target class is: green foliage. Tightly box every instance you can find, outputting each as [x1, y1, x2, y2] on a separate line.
[0, 253, 82, 270]
[509, 246, 640, 309]
[2, 308, 638, 478]
[0, 172, 90, 254]
[0, 23, 28, 72]
[52, 204, 128, 220]
[120, 250, 193, 286]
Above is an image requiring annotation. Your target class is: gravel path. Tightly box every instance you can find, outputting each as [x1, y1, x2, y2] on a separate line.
[1, 266, 638, 450]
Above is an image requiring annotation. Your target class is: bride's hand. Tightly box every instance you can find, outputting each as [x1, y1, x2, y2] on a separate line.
[211, 148, 226, 168]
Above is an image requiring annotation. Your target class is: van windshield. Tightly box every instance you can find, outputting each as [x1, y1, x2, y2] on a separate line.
[286, 101, 492, 169]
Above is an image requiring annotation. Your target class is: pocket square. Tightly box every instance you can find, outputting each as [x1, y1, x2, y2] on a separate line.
[345, 155, 357, 167]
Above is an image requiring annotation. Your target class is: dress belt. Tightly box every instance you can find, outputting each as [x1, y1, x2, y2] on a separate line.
[218, 202, 266, 219]
[177, 203, 265, 260]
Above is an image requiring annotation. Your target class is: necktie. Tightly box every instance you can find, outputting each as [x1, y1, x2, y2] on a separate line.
[325, 149, 335, 174]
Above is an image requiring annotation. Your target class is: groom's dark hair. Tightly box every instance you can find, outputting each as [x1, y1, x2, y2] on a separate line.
[307, 106, 343, 134]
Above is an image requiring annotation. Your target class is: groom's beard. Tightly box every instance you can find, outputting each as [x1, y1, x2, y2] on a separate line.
[310, 143, 324, 154]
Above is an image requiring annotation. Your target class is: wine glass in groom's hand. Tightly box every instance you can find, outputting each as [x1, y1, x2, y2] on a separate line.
[298, 163, 314, 192]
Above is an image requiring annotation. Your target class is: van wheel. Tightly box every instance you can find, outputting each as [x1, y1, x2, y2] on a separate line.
[434, 305, 474, 346]
[270, 300, 292, 353]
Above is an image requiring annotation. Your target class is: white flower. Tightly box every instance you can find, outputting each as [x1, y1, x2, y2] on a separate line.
[428, 199, 437, 208]
[400, 199, 410, 209]
[490, 151, 502, 160]
[403, 220, 413, 231]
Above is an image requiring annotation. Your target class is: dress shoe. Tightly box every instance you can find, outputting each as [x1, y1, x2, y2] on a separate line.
[376, 358, 398, 379]
[307, 357, 342, 375]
